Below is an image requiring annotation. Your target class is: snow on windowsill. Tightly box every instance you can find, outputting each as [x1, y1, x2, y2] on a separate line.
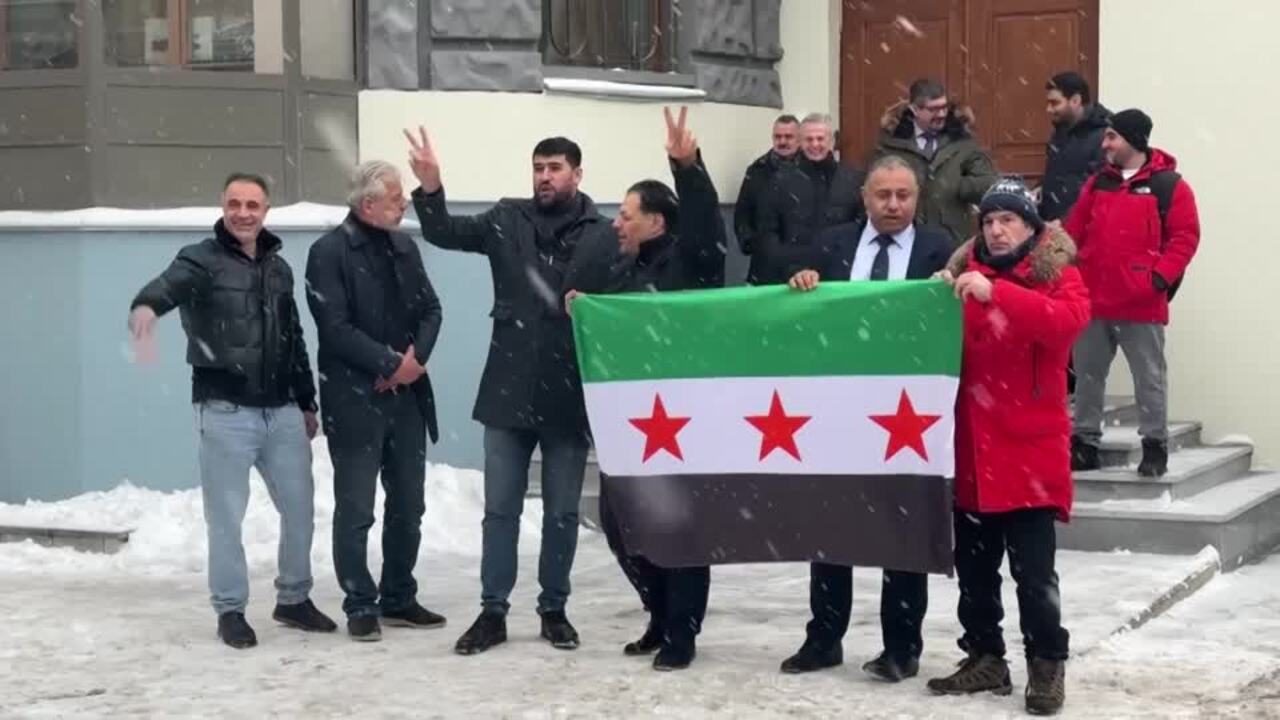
[543, 76, 707, 102]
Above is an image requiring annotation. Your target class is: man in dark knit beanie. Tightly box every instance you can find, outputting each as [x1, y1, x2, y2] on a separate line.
[1108, 109, 1152, 153]
[980, 177, 1045, 234]
[1062, 108, 1201, 478]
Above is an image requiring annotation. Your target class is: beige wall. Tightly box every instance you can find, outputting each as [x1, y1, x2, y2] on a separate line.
[1100, 0, 1279, 463]
[358, 2, 842, 204]
[778, 0, 842, 121]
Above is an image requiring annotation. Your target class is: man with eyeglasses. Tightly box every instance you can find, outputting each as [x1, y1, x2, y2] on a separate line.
[871, 78, 997, 247]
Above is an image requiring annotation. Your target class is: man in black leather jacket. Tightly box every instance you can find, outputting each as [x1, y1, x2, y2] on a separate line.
[129, 173, 336, 649]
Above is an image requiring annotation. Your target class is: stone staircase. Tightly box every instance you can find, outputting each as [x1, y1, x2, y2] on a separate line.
[1059, 397, 1280, 569]
[531, 397, 1280, 569]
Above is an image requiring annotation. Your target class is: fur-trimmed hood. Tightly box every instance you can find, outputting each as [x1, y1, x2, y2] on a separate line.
[946, 224, 1078, 284]
[881, 99, 976, 141]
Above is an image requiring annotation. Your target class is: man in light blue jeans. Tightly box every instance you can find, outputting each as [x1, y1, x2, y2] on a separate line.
[197, 401, 318, 618]
[130, 173, 337, 648]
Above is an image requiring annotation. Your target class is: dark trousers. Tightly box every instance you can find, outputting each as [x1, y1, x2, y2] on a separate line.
[329, 392, 427, 619]
[954, 508, 1070, 660]
[806, 563, 927, 660]
[599, 482, 709, 650]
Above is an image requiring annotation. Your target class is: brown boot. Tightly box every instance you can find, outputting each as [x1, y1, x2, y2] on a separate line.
[1025, 657, 1066, 715]
[926, 653, 1013, 696]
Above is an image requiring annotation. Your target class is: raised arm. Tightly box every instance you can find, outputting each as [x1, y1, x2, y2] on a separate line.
[405, 125, 499, 255]
[665, 106, 727, 288]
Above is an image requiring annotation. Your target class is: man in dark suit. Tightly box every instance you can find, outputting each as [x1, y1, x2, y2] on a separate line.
[306, 160, 446, 642]
[784, 153, 953, 682]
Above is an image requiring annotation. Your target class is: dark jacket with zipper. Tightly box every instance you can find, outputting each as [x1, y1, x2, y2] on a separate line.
[305, 213, 442, 444]
[567, 156, 727, 294]
[945, 227, 1090, 521]
[750, 154, 865, 285]
[412, 186, 612, 432]
[733, 150, 794, 256]
[131, 220, 316, 411]
[1040, 103, 1112, 221]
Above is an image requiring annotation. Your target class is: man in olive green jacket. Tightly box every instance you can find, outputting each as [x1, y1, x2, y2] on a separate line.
[870, 79, 997, 247]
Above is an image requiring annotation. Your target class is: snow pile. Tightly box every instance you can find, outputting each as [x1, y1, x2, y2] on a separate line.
[0, 442, 537, 575]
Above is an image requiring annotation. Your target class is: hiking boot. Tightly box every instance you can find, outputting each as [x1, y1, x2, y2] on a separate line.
[861, 651, 920, 683]
[624, 619, 663, 656]
[347, 615, 382, 642]
[653, 643, 696, 671]
[1025, 657, 1066, 715]
[216, 611, 257, 649]
[926, 653, 1013, 696]
[381, 603, 447, 629]
[1070, 437, 1100, 472]
[779, 641, 843, 674]
[272, 599, 337, 633]
[539, 610, 580, 650]
[454, 611, 507, 655]
[1137, 439, 1169, 478]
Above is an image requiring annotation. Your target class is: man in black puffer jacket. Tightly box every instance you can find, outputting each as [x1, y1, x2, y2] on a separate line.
[751, 113, 864, 284]
[129, 172, 336, 650]
[406, 129, 614, 656]
[1041, 71, 1112, 221]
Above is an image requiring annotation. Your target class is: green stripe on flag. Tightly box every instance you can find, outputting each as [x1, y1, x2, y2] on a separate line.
[572, 280, 961, 383]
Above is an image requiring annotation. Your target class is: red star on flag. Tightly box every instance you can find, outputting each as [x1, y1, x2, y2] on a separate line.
[869, 390, 942, 461]
[745, 390, 812, 461]
[629, 393, 692, 462]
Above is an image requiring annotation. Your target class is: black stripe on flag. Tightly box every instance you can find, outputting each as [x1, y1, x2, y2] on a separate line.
[600, 473, 954, 574]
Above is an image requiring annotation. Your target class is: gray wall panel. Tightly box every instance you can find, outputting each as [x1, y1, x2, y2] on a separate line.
[0, 146, 90, 209]
[100, 145, 286, 207]
[104, 86, 285, 146]
[301, 92, 358, 153]
[0, 87, 86, 144]
[430, 0, 540, 39]
[429, 50, 542, 91]
[300, 148, 351, 203]
[366, 0, 420, 89]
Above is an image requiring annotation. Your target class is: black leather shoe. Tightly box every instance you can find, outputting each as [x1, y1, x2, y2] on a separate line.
[347, 615, 382, 642]
[381, 602, 447, 629]
[454, 611, 508, 655]
[217, 611, 257, 649]
[861, 651, 920, 682]
[272, 599, 337, 633]
[624, 620, 663, 656]
[780, 641, 843, 674]
[539, 610, 580, 650]
[653, 643, 696, 671]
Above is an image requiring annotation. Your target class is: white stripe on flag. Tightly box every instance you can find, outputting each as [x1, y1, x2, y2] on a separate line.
[585, 375, 957, 478]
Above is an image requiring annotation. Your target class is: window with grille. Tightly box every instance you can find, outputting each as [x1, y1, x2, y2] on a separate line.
[543, 0, 676, 74]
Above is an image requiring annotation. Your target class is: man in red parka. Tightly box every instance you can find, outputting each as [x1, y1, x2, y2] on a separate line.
[927, 178, 1090, 716]
[1063, 109, 1200, 477]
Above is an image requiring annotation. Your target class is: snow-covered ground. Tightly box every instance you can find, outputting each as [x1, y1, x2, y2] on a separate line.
[1, 443, 1278, 719]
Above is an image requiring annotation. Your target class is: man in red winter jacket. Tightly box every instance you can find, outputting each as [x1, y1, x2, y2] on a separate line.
[1063, 109, 1200, 477]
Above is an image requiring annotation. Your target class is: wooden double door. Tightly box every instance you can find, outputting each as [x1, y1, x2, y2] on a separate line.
[839, 0, 1099, 182]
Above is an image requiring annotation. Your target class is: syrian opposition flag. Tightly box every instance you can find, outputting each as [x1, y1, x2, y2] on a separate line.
[573, 281, 961, 573]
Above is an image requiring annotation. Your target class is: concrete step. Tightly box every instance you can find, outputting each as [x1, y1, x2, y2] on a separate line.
[1100, 395, 1140, 425]
[1074, 444, 1254, 502]
[1060, 472, 1280, 569]
[528, 450, 601, 524]
[0, 524, 131, 554]
[1098, 422, 1201, 467]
